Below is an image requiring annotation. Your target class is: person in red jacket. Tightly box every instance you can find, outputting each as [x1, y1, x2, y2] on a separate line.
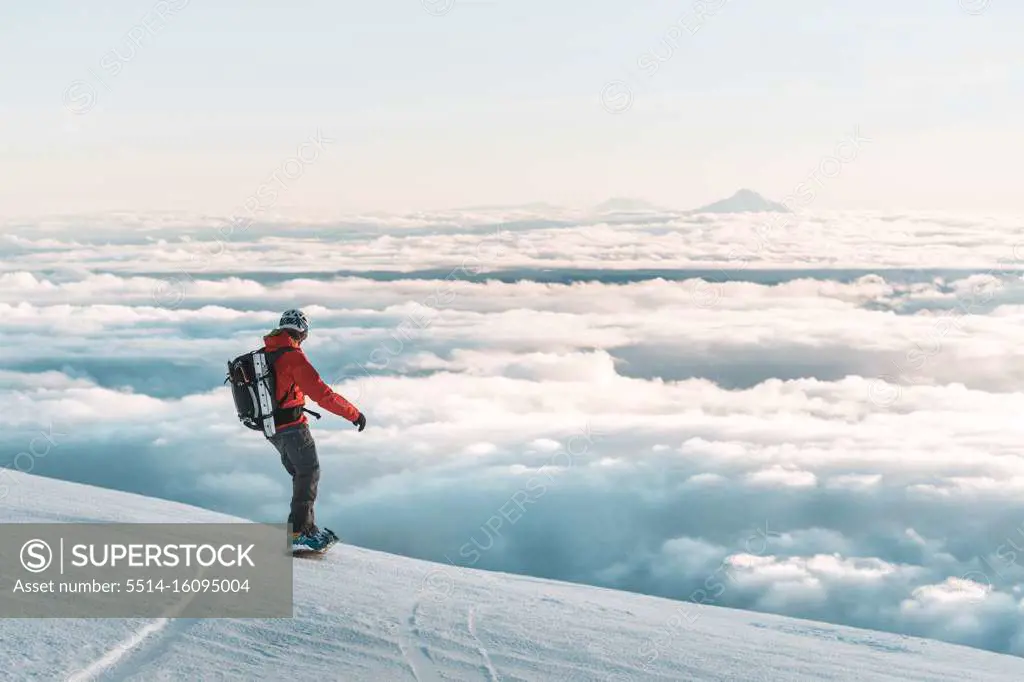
[263, 309, 366, 550]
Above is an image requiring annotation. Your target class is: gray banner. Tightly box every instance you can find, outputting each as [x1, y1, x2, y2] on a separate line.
[1, 523, 293, 617]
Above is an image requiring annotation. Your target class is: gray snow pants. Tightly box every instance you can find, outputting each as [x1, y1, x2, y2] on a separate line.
[268, 423, 320, 536]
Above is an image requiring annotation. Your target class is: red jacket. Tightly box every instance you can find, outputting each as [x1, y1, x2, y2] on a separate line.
[262, 331, 360, 430]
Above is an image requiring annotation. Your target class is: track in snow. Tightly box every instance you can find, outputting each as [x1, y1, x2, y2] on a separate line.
[64, 619, 171, 682]
[467, 605, 500, 682]
[397, 600, 443, 682]
[62, 562, 209, 681]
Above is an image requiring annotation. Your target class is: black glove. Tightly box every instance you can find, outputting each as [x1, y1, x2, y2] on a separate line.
[353, 413, 366, 432]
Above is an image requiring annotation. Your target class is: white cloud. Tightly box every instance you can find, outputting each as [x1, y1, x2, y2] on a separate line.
[4, 209, 1024, 277]
[745, 466, 819, 489]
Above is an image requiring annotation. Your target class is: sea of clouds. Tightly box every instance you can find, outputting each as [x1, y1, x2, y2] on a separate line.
[5, 206, 1024, 655]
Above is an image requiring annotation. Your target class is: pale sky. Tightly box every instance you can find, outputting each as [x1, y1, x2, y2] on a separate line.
[1, 0, 1021, 216]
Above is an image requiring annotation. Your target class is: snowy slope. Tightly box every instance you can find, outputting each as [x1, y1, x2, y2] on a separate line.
[4, 472, 1024, 682]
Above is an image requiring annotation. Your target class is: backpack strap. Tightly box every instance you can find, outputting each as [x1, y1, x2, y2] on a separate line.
[264, 347, 322, 426]
[265, 346, 298, 402]
[265, 346, 298, 366]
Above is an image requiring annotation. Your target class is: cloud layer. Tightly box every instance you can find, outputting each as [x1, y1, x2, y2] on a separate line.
[4, 207, 1024, 278]
[5, 209, 1024, 656]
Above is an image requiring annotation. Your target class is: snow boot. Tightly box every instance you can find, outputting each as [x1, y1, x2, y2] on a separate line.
[291, 530, 327, 552]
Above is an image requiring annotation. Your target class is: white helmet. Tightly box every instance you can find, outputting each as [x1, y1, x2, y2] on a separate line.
[279, 309, 309, 335]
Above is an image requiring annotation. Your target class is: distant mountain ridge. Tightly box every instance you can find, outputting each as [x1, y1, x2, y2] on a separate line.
[691, 189, 790, 214]
[593, 197, 666, 213]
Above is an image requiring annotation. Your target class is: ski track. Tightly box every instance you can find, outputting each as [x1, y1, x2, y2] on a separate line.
[64, 563, 209, 682]
[102, 618, 203, 682]
[64, 618, 171, 682]
[467, 605, 500, 682]
[398, 600, 443, 682]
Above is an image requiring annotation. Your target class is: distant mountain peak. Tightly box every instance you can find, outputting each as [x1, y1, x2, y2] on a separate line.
[691, 189, 790, 214]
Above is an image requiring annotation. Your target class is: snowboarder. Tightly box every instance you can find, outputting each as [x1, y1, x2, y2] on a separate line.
[262, 309, 366, 552]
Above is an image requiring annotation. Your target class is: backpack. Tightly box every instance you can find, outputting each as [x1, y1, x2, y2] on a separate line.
[225, 347, 299, 438]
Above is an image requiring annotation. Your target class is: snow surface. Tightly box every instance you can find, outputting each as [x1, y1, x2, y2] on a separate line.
[4, 471, 1024, 681]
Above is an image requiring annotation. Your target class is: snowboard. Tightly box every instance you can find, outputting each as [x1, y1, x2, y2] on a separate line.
[291, 528, 340, 558]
